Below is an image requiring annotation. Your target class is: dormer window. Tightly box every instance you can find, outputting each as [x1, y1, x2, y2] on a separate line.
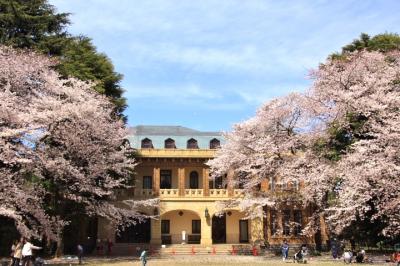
[141, 138, 153, 149]
[187, 138, 198, 149]
[209, 138, 220, 149]
[164, 138, 176, 149]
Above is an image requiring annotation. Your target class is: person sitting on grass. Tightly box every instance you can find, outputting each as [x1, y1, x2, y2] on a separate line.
[343, 250, 353, 264]
[293, 244, 308, 264]
[355, 249, 366, 263]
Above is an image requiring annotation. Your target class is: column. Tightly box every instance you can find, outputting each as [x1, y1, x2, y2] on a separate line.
[178, 167, 185, 196]
[153, 167, 160, 196]
[264, 207, 271, 242]
[150, 219, 162, 245]
[277, 209, 283, 236]
[227, 168, 234, 197]
[250, 217, 264, 243]
[202, 168, 210, 196]
[97, 217, 116, 242]
[260, 178, 269, 192]
[200, 216, 212, 245]
[319, 212, 330, 246]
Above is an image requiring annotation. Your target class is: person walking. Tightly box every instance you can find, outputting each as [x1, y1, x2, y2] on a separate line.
[77, 244, 84, 265]
[331, 238, 338, 259]
[9, 240, 17, 266]
[106, 239, 113, 256]
[21, 238, 42, 266]
[140, 249, 148, 266]
[281, 240, 289, 261]
[10, 238, 23, 266]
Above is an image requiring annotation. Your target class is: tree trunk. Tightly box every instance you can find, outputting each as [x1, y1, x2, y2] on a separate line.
[55, 233, 64, 258]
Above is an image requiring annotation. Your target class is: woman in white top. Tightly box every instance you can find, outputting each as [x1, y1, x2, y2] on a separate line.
[21, 238, 42, 266]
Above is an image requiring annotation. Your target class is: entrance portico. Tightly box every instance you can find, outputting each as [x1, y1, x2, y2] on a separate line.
[160, 210, 202, 244]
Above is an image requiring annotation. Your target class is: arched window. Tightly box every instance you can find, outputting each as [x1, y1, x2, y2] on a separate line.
[209, 138, 220, 149]
[141, 138, 153, 149]
[189, 171, 199, 189]
[164, 138, 176, 149]
[187, 138, 198, 149]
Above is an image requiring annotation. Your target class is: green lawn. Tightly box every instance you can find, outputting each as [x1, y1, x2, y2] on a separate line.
[87, 257, 351, 266]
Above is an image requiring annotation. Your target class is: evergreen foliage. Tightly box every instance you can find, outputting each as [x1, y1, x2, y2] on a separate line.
[0, 0, 126, 119]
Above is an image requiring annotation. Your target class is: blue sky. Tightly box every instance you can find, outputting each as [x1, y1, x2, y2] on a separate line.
[50, 0, 399, 131]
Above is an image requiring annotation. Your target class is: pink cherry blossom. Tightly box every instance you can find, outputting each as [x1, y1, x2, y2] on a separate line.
[0, 47, 157, 240]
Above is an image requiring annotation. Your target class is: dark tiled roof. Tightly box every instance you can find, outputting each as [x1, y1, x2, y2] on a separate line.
[128, 125, 224, 149]
[130, 125, 222, 136]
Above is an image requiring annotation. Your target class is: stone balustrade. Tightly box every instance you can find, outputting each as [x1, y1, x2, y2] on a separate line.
[184, 189, 204, 197]
[129, 188, 245, 199]
[209, 189, 228, 197]
[160, 189, 180, 197]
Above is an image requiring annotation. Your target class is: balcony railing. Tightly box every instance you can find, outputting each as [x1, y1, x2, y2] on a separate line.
[136, 149, 217, 158]
[209, 189, 228, 197]
[160, 189, 180, 197]
[184, 189, 203, 197]
[128, 188, 245, 199]
[233, 189, 244, 196]
[134, 188, 154, 197]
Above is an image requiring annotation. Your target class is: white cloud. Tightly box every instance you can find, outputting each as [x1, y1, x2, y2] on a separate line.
[49, 0, 400, 130]
[124, 84, 220, 99]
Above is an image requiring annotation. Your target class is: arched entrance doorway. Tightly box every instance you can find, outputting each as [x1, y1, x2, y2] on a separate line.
[161, 210, 201, 244]
[0, 217, 19, 256]
[212, 213, 226, 244]
[115, 218, 151, 243]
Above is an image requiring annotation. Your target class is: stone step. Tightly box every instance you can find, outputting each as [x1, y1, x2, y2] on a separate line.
[110, 243, 256, 256]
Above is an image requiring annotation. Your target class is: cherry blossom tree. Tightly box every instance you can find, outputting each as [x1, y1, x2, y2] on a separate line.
[209, 50, 400, 238]
[0, 46, 157, 246]
[308, 51, 400, 237]
[208, 93, 320, 234]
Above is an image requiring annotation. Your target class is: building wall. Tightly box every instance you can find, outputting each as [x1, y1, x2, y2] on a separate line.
[184, 166, 204, 189]
[97, 138, 328, 249]
[161, 210, 200, 243]
[225, 210, 247, 243]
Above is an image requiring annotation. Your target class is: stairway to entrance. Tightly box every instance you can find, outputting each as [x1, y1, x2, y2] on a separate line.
[111, 243, 257, 256]
[159, 244, 254, 256]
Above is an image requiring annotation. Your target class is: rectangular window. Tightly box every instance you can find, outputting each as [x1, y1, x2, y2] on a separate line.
[212, 175, 226, 189]
[271, 210, 277, 235]
[269, 176, 276, 191]
[215, 175, 223, 188]
[283, 210, 291, 236]
[239, 220, 249, 243]
[142, 176, 152, 189]
[293, 210, 302, 236]
[161, 220, 170, 234]
[190, 172, 199, 189]
[294, 180, 299, 191]
[160, 170, 172, 189]
[192, 220, 201, 234]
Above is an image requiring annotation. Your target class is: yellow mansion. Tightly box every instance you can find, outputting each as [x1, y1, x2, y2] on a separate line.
[98, 126, 328, 254]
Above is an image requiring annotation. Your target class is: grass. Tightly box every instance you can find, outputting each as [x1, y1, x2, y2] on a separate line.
[87, 257, 348, 266]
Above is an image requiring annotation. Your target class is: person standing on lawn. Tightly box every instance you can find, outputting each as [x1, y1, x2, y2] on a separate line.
[281, 240, 289, 261]
[77, 244, 84, 264]
[12, 238, 24, 266]
[21, 238, 42, 266]
[140, 249, 148, 266]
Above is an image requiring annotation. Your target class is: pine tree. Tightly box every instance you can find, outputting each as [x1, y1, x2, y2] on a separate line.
[0, 0, 127, 119]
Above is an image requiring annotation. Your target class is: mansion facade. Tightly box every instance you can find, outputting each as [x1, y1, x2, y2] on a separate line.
[97, 126, 329, 253]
